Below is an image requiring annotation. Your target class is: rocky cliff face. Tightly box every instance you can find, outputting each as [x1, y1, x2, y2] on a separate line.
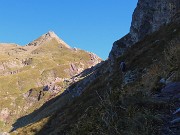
[109, 0, 180, 60]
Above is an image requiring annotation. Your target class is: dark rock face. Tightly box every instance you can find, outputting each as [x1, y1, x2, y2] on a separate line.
[131, 0, 180, 43]
[109, 0, 180, 60]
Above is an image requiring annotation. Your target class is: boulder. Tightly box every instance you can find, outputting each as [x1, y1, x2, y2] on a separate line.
[43, 85, 49, 91]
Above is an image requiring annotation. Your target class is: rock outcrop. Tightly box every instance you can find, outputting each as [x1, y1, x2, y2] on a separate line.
[0, 108, 10, 122]
[109, 0, 180, 60]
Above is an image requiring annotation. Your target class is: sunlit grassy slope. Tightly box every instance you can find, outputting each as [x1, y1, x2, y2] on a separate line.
[0, 35, 101, 132]
[16, 20, 180, 135]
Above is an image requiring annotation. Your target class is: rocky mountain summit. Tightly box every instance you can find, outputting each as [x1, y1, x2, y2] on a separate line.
[26, 31, 71, 49]
[109, 0, 180, 60]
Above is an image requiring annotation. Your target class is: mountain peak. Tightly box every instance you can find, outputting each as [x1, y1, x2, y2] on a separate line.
[26, 31, 71, 48]
[46, 31, 58, 38]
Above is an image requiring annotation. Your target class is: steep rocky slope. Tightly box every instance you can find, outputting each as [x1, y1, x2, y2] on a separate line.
[0, 32, 101, 132]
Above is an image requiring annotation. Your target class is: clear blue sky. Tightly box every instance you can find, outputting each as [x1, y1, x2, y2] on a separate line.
[0, 0, 137, 60]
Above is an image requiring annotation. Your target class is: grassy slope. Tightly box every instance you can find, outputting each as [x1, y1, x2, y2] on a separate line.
[0, 38, 101, 132]
[16, 21, 180, 135]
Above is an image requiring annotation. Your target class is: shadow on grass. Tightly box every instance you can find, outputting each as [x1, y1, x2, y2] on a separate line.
[10, 61, 107, 133]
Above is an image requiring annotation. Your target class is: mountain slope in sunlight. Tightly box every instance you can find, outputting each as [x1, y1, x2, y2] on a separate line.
[0, 31, 101, 132]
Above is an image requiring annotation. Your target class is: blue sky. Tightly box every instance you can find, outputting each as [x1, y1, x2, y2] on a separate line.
[0, 0, 137, 60]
